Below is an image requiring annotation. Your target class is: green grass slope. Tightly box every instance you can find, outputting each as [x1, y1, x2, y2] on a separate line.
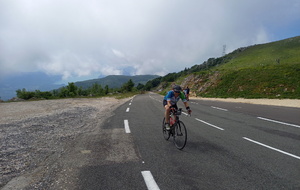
[185, 36, 300, 99]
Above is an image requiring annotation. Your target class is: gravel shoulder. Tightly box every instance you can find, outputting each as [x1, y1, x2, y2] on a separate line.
[192, 97, 300, 108]
[0, 97, 131, 189]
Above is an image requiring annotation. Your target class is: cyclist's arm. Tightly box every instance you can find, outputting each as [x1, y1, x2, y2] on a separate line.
[183, 100, 191, 114]
[167, 100, 172, 107]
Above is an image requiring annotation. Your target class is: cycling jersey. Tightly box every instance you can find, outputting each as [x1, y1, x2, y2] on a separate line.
[163, 90, 187, 106]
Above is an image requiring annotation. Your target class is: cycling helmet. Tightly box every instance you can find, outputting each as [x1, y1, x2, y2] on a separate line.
[173, 85, 182, 93]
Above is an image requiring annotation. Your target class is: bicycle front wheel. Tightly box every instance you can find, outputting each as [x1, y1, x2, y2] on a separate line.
[162, 117, 170, 140]
[173, 121, 187, 150]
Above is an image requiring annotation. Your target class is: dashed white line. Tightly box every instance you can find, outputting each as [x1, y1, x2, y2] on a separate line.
[195, 118, 224, 130]
[257, 117, 300, 128]
[141, 171, 160, 190]
[124, 120, 131, 133]
[243, 137, 300, 160]
[211, 106, 228, 111]
[126, 107, 130, 112]
[182, 112, 188, 116]
[149, 94, 162, 103]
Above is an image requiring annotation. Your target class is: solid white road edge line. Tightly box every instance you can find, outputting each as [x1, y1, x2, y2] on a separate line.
[124, 120, 131, 133]
[211, 106, 228, 111]
[195, 118, 224, 130]
[257, 117, 300, 128]
[243, 137, 300, 160]
[141, 171, 160, 190]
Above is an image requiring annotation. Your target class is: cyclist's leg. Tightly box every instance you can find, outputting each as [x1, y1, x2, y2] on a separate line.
[165, 104, 177, 122]
[163, 100, 170, 124]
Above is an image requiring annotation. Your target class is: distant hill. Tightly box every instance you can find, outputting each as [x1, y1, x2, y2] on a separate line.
[0, 72, 64, 101]
[154, 36, 300, 99]
[75, 75, 159, 89]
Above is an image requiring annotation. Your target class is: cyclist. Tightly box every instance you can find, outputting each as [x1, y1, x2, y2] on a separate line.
[184, 86, 190, 101]
[163, 85, 192, 130]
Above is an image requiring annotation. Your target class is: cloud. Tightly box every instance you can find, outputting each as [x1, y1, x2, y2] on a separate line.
[0, 0, 299, 81]
[112, 49, 125, 59]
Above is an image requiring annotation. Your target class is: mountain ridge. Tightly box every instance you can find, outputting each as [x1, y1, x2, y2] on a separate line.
[74, 74, 159, 89]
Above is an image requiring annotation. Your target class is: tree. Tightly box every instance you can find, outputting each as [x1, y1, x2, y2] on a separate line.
[16, 88, 35, 100]
[104, 85, 109, 95]
[34, 90, 52, 99]
[91, 83, 104, 96]
[59, 87, 69, 98]
[143, 76, 162, 91]
[67, 82, 78, 97]
[136, 83, 145, 90]
[121, 79, 135, 92]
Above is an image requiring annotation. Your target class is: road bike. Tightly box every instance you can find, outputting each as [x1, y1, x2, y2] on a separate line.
[162, 108, 187, 150]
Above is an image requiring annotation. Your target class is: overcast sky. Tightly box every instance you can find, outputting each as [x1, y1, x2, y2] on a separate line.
[1, 0, 300, 83]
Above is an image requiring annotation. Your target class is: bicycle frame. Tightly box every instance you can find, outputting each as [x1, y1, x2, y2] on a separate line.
[162, 108, 187, 150]
[169, 109, 180, 126]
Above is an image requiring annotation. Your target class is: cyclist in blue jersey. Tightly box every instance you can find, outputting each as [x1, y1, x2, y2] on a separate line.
[163, 85, 192, 130]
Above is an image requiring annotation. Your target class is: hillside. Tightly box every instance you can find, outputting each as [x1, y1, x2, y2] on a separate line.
[156, 36, 300, 99]
[75, 75, 159, 89]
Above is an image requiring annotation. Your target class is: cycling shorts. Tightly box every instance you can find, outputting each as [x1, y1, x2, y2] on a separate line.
[163, 100, 178, 110]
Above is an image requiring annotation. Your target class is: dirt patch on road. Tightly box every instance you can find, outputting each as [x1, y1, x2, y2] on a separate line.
[0, 98, 133, 189]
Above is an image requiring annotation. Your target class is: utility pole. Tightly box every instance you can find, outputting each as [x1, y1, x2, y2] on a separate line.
[222, 45, 226, 56]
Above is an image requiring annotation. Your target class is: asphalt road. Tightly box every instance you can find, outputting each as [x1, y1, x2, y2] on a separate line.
[79, 93, 300, 190]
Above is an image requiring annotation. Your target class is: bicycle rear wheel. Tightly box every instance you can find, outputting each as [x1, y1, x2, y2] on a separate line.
[162, 117, 170, 140]
[173, 121, 187, 150]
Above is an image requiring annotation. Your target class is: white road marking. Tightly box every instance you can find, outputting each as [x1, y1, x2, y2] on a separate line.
[243, 137, 300, 160]
[149, 94, 163, 103]
[129, 103, 132, 105]
[257, 117, 300, 128]
[124, 120, 131, 133]
[126, 107, 130, 112]
[195, 118, 224, 130]
[182, 112, 188, 116]
[141, 171, 160, 190]
[211, 106, 228, 111]
[80, 150, 91, 154]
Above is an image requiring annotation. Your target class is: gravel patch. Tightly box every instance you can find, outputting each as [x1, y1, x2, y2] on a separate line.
[0, 98, 129, 189]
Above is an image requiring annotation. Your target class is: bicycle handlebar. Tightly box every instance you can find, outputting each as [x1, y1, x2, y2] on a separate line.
[170, 108, 192, 116]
